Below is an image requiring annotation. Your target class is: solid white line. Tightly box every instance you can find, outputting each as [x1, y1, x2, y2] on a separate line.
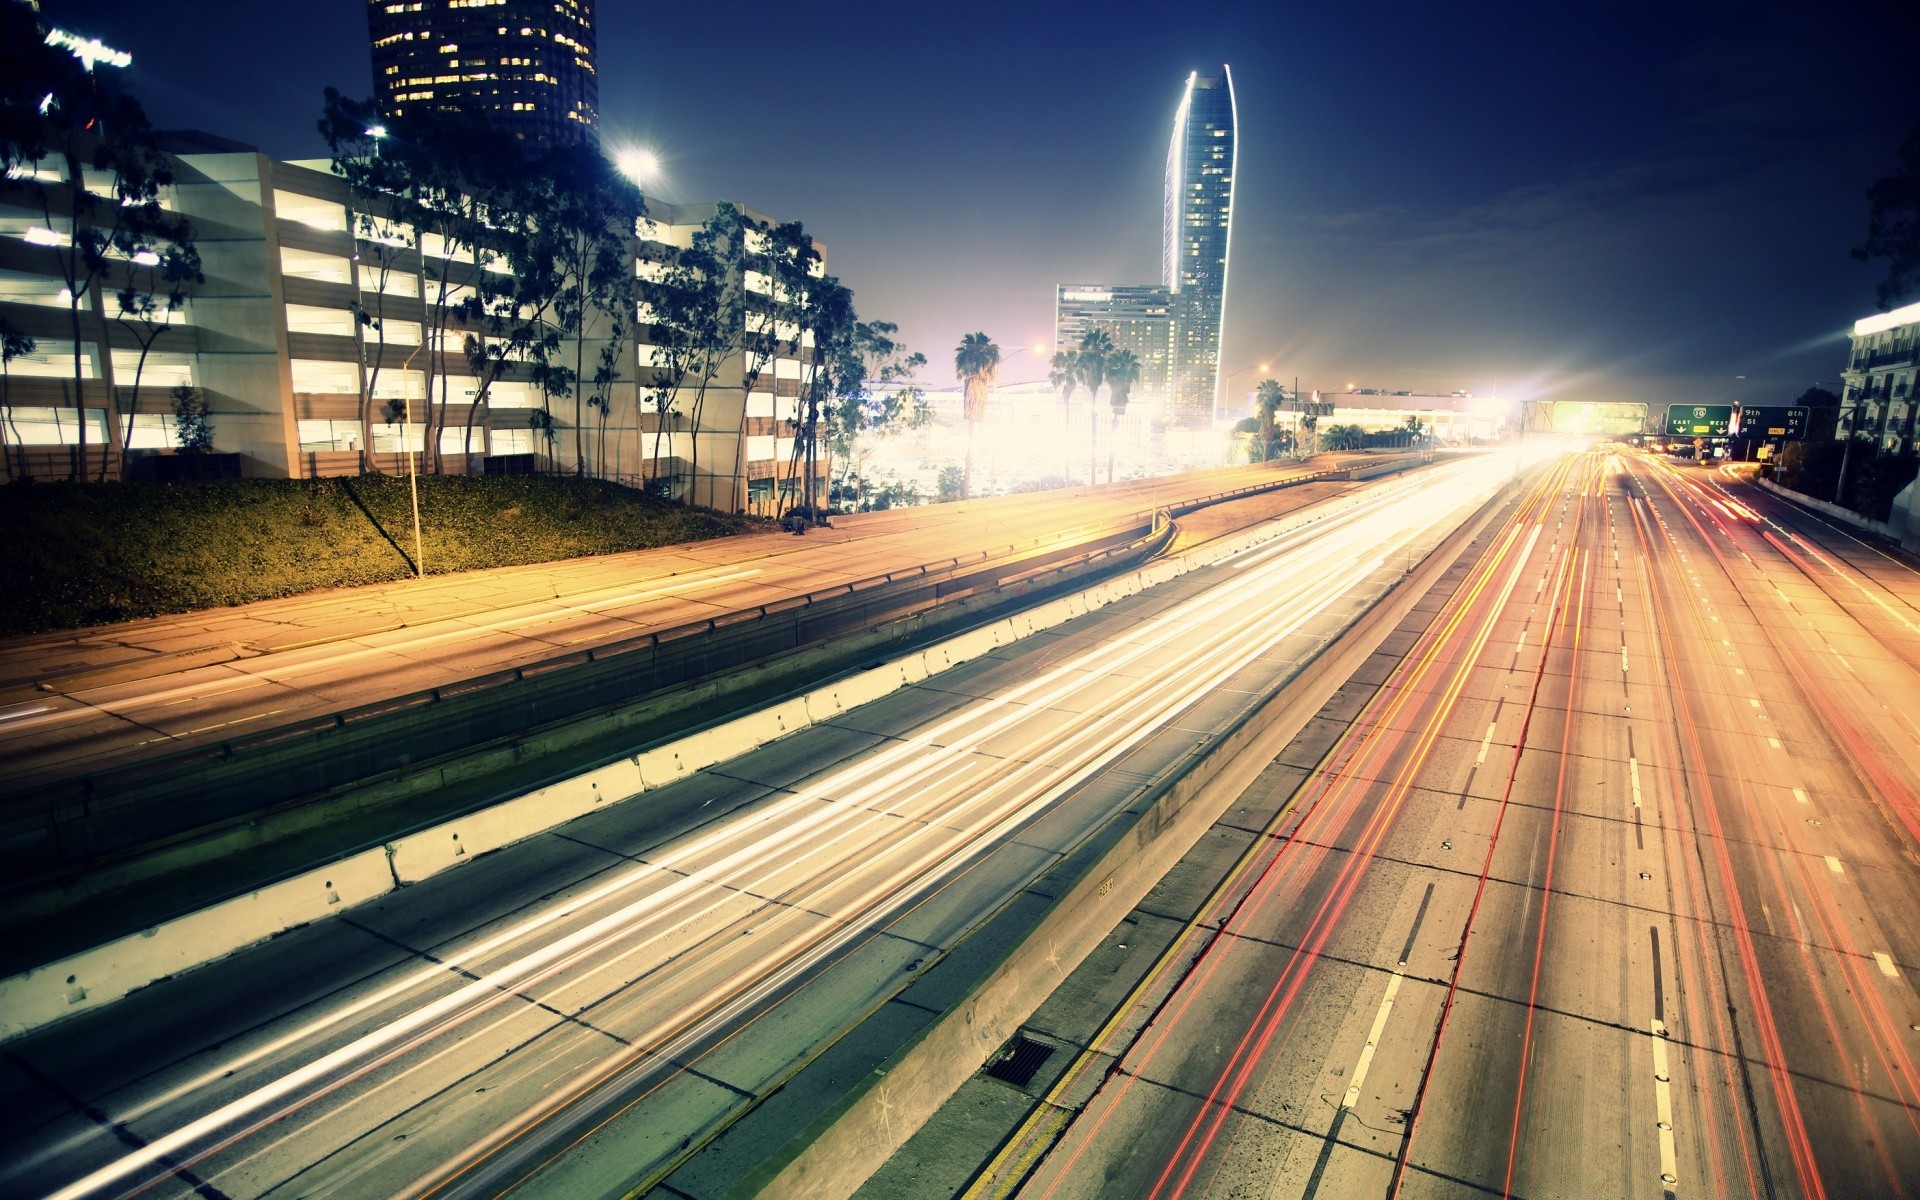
[1343, 970, 1404, 1109]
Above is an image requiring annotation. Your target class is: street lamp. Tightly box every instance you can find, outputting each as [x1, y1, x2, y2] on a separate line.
[615, 146, 661, 187]
[1220, 362, 1271, 422]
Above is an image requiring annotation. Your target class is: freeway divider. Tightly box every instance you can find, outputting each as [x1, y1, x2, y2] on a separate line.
[0, 459, 1429, 1042]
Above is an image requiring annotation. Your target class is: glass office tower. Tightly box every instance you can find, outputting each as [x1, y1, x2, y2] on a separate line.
[368, 0, 599, 148]
[1163, 68, 1237, 426]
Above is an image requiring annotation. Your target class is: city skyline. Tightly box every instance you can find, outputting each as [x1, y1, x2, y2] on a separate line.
[35, 0, 1920, 410]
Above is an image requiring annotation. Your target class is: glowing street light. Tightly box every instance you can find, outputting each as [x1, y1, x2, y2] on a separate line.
[615, 147, 661, 187]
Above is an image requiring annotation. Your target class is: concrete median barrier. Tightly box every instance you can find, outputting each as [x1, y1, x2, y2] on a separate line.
[0, 847, 394, 1042]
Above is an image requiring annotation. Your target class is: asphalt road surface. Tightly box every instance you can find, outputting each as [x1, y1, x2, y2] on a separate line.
[0, 455, 1506, 1200]
[0, 457, 1380, 792]
[991, 449, 1920, 1199]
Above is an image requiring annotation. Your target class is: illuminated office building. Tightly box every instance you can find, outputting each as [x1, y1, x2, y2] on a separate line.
[1164, 68, 1237, 426]
[367, 0, 599, 147]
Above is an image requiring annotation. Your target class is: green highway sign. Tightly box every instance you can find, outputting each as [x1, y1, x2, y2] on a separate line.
[1734, 405, 1808, 439]
[1665, 404, 1732, 437]
[1549, 401, 1647, 436]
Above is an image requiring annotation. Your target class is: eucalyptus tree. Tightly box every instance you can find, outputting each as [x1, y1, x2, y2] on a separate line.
[831, 324, 925, 508]
[530, 142, 644, 477]
[321, 98, 529, 473]
[112, 240, 202, 478]
[1049, 349, 1079, 485]
[1, 321, 35, 480]
[641, 201, 757, 499]
[320, 91, 419, 473]
[762, 220, 857, 519]
[4, 5, 198, 480]
[1103, 347, 1141, 484]
[1253, 378, 1284, 463]
[953, 331, 1000, 499]
[1074, 328, 1115, 486]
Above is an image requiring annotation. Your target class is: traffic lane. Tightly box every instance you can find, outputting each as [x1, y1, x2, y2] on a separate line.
[1630, 458, 1920, 1196]
[1666, 459, 1920, 665]
[1, 462, 1492, 1200]
[1010, 473, 1569, 1199]
[1012, 459, 1708, 1199]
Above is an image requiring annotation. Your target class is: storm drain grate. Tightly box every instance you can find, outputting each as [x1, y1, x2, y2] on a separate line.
[984, 1034, 1056, 1088]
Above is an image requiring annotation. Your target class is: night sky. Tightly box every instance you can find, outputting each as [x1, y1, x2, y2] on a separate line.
[45, 0, 1920, 408]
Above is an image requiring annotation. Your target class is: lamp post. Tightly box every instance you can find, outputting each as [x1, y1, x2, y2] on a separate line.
[1221, 361, 1271, 422]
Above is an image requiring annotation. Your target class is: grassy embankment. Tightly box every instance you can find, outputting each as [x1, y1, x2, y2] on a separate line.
[0, 475, 761, 636]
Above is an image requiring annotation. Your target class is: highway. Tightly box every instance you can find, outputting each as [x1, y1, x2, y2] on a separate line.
[979, 448, 1920, 1199]
[0, 456, 1507, 1200]
[0, 457, 1378, 792]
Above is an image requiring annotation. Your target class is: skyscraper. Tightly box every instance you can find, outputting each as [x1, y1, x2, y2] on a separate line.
[367, 0, 599, 148]
[1163, 69, 1237, 426]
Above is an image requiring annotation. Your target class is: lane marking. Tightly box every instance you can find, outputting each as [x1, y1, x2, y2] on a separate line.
[1345, 972, 1404, 1109]
[1650, 1019, 1680, 1188]
[1793, 787, 1809, 805]
[1629, 757, 1644, 810]
[1876, 952, 1900, 979]
[0, 703, 53, 725]
[1749, 698, 1761, 708]
[1769, 737, 1783, 749]
[1825, 856, 1845, 875]
[1476, 723, 1497, 766]
[1621, 645, 1630, 673]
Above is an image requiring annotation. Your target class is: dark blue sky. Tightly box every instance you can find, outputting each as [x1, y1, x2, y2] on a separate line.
[48, 0, 1920, 407]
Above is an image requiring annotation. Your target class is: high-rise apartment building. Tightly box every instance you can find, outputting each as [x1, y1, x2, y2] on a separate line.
[1053, 284, 1177, 405]
[367, 0, 599, 148]
[1163, 68, 1237, 426]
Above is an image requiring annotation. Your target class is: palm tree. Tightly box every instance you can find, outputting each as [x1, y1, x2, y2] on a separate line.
[1049, 349, 1079, 485]
[1104, 348, 1141, 483]
[1075, 328, 1114, 486]
[1403, 414, 1424, 448]
[953, 332, 1001, 500]
[1301, 413, 1319, 458]
[1254, 378, 1284, 463]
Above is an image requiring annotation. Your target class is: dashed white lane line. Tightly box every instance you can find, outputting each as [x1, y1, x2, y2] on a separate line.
[1621, 646, 1630, 672]
[1344, 970, 1405, 1108]
[1876, 952, 1901, 979]
[1651, 1019, 1680, 1188]
[1476, 723, 1496, 766]
[1826, 856, 1845, 875]
[1793, 787, 1810, 805]
[1769, 737, 1783, 749]
[1749, 698, 1761, 708]
[1630, 757, 1644, 809]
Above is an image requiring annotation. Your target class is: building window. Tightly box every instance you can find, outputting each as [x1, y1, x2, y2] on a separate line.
[1, 406, 109, 445]
[297, 419, 363, 452]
